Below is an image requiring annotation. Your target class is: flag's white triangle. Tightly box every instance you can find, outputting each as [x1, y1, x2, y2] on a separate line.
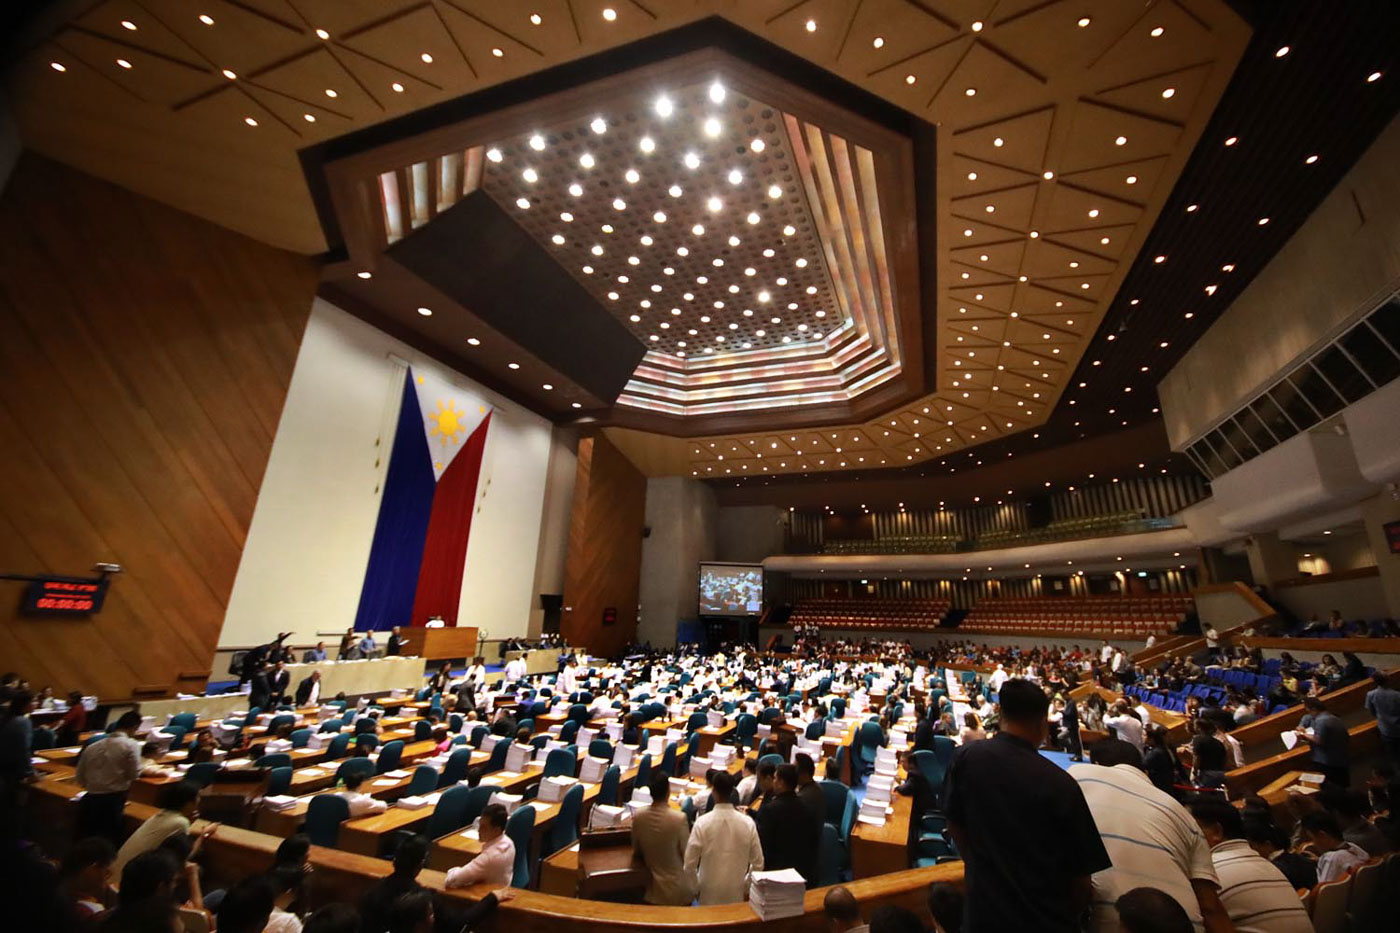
[411, 369, 491, 481]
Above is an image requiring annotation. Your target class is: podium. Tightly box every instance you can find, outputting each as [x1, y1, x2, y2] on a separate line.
[399, 626, 479, 661]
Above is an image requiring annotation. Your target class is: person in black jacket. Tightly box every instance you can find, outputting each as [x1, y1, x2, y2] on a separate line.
[268, 662, 291, 708]
[1060, 696, 1082, 762]
[247, 664, 272, 713]
[756, 764, 820, 885]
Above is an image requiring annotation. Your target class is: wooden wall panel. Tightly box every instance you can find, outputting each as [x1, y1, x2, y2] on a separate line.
[0, 154, 319, 700]
[561, 435, 646, 659]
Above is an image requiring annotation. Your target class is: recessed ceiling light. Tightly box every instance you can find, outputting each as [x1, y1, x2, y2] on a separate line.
[993, 136, 1004, 147]
[709, 81, 726, 104]
[612, 198, 626, 211]
[1258, 217, 1269, 225]
[316, 28, 330, 40]
[571, 402, 581, 409]
[392, 82, 404, 93]
[244, 116, 258, 127]
[1224, 136, 1238, 146]
[121, 20, 137, 30]
[222, 69, 237, 79]
[551, 234, 565, 245]
[1088, 208, 1099, 218]
[529, 134, 546, 151]
[520, 167, 539, 183]
[1275, 45, 1290, 58]
[1042, 170, 1054, 180]
[1114, 135, 1127, 146]
[727, 168, 743, 185]
[1077, 16, 1091, 27]
[508, 362, 521, 370]
[466, 337, 480, 346]
[356, 271, 372, 279]
[560, 212, 574, 222]
[1125, 175, 1137, 184]
[1154, 255, 1166, 263]
[199, 14, 215, 26]
[325, 88, 338, 98]
[50, 61, 66, 72]
[530, 13, 542, 25]
[568, 183, 583, 197]
[115, 57, 132, 69]
[1186, 203, 1198, 212]
[746, 212, 761, 225]
[420, 53, 433, 64]
[750, 138, 766, 153]
[703, 117, 722, 138]
[590, 116, 607, 134]
[579, 153, 595, 169]
[655, 94, 674, 118]
[1305, 154, 1318, 164]
[683, 152, 701, 170]
[965, 87, 976, 96]
[805, 19, 816, 32]
[416, 307, 432, 316]
[602, 8, 617, 21]
[873, 37, 884, 48]
[1162, 87, 1176, 99]
[303, 113, 316, 123]
[1367, 71, 1382, 83]
[491, 47, 503, 58]
[905, 74, 917, 85]
[624, 168, 640, 184]
[638, 136, 655, 154]
[707, 196, 724, 212]
[515, 197, 530, 209]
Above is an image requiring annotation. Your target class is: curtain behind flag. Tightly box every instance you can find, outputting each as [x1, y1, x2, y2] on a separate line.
[354, 367, 492, 631]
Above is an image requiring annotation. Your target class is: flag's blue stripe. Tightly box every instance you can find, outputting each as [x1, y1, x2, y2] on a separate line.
[353, 371, 435, 632]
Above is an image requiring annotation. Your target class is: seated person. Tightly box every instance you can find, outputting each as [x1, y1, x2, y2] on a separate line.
[58, 837, 115, 927]
[112, 781, 217, 876]
[444, 804, 515, 889]
[336, 771, 388, 818]
[1300, 811, 1368, 883]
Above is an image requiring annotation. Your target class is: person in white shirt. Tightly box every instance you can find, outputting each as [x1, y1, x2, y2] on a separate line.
[75, 710, 145, 843]
[1070, 740, 1233, 933]
[445, 804, 516, 889]
[1300, 811, 1370, 884]
[1100, 642, 1114, 664]
[1145, 634, 1157, 649]
[1103, 702, 1145, 753]
[1187, 796, 1313, 933]
[465, 656, 488, 688]
[988, 664, 1010, 693]
[958, 712, 987, 745]
[684, 770, 764, 904]
[336, 771, 388, 818]
[558, 660, 579, 697]
[736, 758, 760, 805]
[504, 653, 528, 685]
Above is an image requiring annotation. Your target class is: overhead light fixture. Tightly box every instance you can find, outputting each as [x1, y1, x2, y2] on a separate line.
[709, 81, 725, 104]
[602, 7, 617, 21]
[1162, 87, 1176, 99]
[199, 14, 214, 25]
[508, 362, 521, 370]
[579, 153, 595, 169]
[639, 136, 655, 153]
[50, 61, 66, 72]
[683, 152, 700, 169]
[805, 19, 816, 32]
[1275, 45, 1290, 58]
[590, 116, 607, 134]
[315, 28, 330, 40]
[121, 20, 137, 30]
[222, 69, 237, 79]
[466, 337, 480, 346]
[750, 138, 765, 152]
[703, 117, 722, 138]
[420, 53, 433, 64]
[1077, 16, 1091, 27]
[654, 94, 674, 118]
[356, 271, 372, 279]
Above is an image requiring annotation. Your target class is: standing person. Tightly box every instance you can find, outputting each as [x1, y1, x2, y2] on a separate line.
[1060, 696, 1082, 762]
[1103, 702, 1144, 753]
[794, 753, 825, 825]
[1186, 796, 1312, 933]
[357, 631, 380, 660]
[56, 691, 89, 746]
[337, 628, 356, 660]
[465, 657, 488, 689]
[1365, 671, 1400, 767]
[269, 661, 291, 707]
[0, 690, 36, 793]
[1294, 697, 1351, 788]
[1142, 723, 1181, 796]
[1204, 625, 1221, 661]
[503, 652, 528, 686]
[248, 663, 272, 712]
[75, 710, 144, 843]
[1190, 719, 1230, 789]
[294, 671, 322, 708]
[631, 771, 693, 905]
[1070, 740, 1232, 933]
[944, 679, 1111, 933]
[757, 764, 821, 885]
[386, 626, 407, 657]
[684, 769, 764, 904]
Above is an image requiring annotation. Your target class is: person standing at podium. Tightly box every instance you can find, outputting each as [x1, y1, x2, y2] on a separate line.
[386, 626, 407, 657]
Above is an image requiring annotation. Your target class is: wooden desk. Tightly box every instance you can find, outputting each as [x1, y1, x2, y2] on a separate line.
[694, 722, 735, 758]
[400, 627, 480, 662]
[850, 784, 912, 880]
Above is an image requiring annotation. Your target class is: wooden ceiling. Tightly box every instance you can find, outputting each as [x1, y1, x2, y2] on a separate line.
[11, 2, 1393, 493]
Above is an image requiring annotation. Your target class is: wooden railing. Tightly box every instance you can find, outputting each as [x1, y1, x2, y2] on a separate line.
[1226, 721, 1380, 796]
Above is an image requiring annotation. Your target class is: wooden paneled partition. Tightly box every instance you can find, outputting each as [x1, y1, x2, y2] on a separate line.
[0, 155, 319, 700]
[561, 434, 646, 658]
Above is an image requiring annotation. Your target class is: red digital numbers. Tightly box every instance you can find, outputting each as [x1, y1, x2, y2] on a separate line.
[35, 596, 95, 611]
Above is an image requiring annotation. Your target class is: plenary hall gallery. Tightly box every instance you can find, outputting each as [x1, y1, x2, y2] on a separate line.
[1, 2, 1399, 933]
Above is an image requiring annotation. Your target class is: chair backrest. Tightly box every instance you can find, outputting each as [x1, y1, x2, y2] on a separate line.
[439, 747, 474, 788]
[414, 720, 433, 741]
[908, 750, 945, 790]
[170, 712, 198, 731]
[568, 703, 589, 724]
[426, 785, 473, 839]
[469, 724, 489, 748]
[548, 783, 585, 852]
[588, 738, 614, 760]
[599, 764, 620, 806]
[457, 784, 492, 829]
[318, 718, 343, 734]
[354, 718, 377, 734]
[326, 733, 351, 759]
[487, 738, 513, 772]
[931, 735, 957, 769]
[267, 714, 296, 733]
[805, 720, 824, 740]
[449, 713, 463, 732]
[634, 753, 651, 790]
[1347, 858, 1383, 930]
[407, 764, 438, 797]
[305, 794, 351, 847]
[31, 726, 56, 751]
[517, 718, 536, 736]
[660, 742, 678, 776]
[289, 728, 312, 749]
[818, 822, 842, 886]
[818, 779, 852, 829]
[686, 712, 708, 732]
[266, 766, 293, 796]
[544, 747, 577, 779]
[506, 805, 536, 888]
[1309, 875, 1351, 933]
[259, 753, 292, 770]
[336, 757, 376, 786]
[734, 714, 757, 742]
[759, 707, 782, 724]
[376, 740, 405, 774]
[355, 734, 378, 753]
[559, 720, 580, 744]
[185, 762, 220, 787]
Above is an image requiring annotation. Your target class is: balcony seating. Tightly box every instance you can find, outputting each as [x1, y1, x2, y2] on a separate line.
[788, 598, 951, 632]
[974, 510, 1148, 549]
[821, 535, 962, 555]
[957, 595, 1191, 639]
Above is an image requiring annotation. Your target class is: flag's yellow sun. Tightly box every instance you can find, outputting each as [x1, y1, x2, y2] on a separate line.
[428, 400, 467, 446]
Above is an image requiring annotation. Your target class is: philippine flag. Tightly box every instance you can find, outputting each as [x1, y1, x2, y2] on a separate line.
[353, 367, 492, 630]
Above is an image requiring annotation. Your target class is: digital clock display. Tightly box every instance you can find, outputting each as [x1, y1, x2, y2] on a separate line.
[23, 577, 109, 615]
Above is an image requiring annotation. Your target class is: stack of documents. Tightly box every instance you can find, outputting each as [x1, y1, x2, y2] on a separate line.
[579, 756, 610, 783]
[537, 775, 578, 803]
[505, 743, 532, 772]
[262, 795, 298, 811]
[589, 803, 628, 829]
[613, 743, 635, 770]
[749, 868, 807, 920]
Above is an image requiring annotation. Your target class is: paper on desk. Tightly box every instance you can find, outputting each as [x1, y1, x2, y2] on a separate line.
[1281, 731, 1299, 751]
[372, 778, 399, 787]
[385, 769, 410, 778]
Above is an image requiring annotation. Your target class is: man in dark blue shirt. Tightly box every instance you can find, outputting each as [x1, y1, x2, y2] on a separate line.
[1364, 672, 1400, 767]
[1296, 696, 1351, 788]
[944, 679, 1111, 933]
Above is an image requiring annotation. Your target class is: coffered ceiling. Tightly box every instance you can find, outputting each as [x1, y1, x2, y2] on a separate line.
[8, 1, 1395, 493]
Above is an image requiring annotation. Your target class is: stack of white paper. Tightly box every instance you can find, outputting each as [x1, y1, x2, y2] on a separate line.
[480, 734, 502, 753]
[689, 755, 711, 778]
[613, 744, 635, 770]
[577, 727, 597, 748]
[710, 744, 734, 767]
[262, 795, 298, 810]
[665, 728, 684, 744]
[889, 730, 909, 749]
[858, 797, 888, 827]
[668, 777, 690, 797]
[826, 719, 847, 738]
[396, 795, 430, 810]
[264, 739, 292, 753]
[604, 722, 624, 741]
[707, 710, 726, 729]
[589, 803, 628, 829]
[749, 868, 807, 920]
[537, 775, 578, 803]
[874, 747, 898, 777]
[488, 791, 523, 815]
[579, 756, 610, 783]
[629, 786, 652, 806]
[505, 743, 532, 773]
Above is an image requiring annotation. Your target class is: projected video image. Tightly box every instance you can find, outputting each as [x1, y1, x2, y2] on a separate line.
[698, 563, 764, 615]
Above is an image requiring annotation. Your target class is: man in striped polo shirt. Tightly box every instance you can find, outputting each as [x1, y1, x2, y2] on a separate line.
[1187, 796, 1313, 933]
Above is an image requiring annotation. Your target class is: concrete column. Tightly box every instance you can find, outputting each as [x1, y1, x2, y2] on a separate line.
[637, 477, 717, 648]
[1244, 532, 1298, 587]
[1358, 490, 1400, 616]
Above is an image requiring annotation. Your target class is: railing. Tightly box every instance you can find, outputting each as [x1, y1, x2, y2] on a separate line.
[816, 515, 1179, 556]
